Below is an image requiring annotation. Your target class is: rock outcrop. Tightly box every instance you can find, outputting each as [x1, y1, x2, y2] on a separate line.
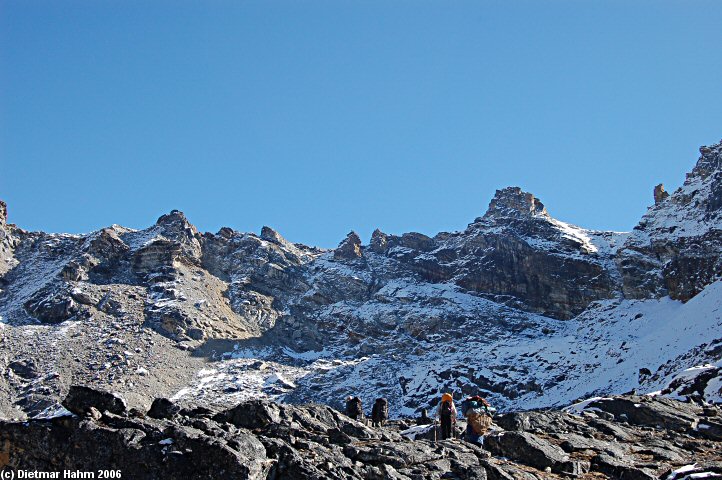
[334, 231, 363, 260]
[619, 141, 722, 301]
[654, 183, 669, 204]
[423, 186, 621, 319]
[0, 199, 17, 276]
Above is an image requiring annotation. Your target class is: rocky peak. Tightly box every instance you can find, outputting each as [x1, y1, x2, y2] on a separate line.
[370, 228, 388, 253]
[482, 187, 549, 221]
[260, 225, 311, 262]
[653, 184, 669, 205]
[693, 140, 722, 180]
[334, 231, 363, 259]
[260, 226, 292, 248]
[618, 140, 722, 301]
[155, 210, 198, 237]
[151, 209, 202, 262]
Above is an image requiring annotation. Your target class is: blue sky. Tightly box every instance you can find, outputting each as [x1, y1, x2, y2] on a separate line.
[2, 1, 721, 247]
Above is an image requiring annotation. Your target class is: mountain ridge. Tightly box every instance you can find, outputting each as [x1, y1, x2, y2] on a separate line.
[0, 139, 721, 421]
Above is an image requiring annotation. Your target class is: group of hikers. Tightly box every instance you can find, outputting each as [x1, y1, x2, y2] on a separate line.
[345, 396, 389, 427]
[344, 393, 493, 445]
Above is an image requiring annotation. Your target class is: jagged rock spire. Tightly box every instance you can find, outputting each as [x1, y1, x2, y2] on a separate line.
[654, 184, 669, 205]
[334, 231, 363, 259]
[152, 209, 201, 262]
[0, 200, 6, 227]
[370, 229, 388, 253]
[483, 187, 548, 219]
[155, 210, 198, 236]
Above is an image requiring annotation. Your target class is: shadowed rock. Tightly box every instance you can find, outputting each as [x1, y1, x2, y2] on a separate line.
[62, 386, 127, 416]
[2, 389, 722, 479]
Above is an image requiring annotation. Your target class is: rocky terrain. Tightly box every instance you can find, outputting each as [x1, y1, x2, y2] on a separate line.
[1, 386, 721, 479]
[1, 139, 722, 475]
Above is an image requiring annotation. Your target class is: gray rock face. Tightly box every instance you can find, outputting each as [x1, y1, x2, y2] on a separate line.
[431, 186, 622, 319]
[619, 141, 722, 301]
[132, 238, 182, 275]
[24, 287, 78, 324]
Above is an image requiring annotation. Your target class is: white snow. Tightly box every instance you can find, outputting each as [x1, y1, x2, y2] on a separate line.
[400, 424, 435, 440]
[667, 465, 699, 480]
[32, 404, 73, 420]
[170, 277, 722, 416]
[563, 397, 612, 415]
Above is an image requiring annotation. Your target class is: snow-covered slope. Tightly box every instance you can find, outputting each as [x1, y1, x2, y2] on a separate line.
[171, 277, 722, 417]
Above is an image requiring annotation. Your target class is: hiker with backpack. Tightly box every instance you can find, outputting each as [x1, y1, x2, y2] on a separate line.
[436, 392, 457, 440]
[461, 395, 493, 445]
[345, 396, 364, 421]
[371, 397, 388, 427]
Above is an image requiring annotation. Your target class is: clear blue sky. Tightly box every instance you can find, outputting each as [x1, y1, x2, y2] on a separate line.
[2, 1, 721, 247]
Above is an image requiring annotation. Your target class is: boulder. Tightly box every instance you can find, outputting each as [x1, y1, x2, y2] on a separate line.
[147, 398, 181, 419]
[587, 395, 701, 432]
[484, 431, 572, 474]
[697, 419, 722, 441]
[215, 399, 282, 429]
[664, 462, 722, 480]
[0, 413, 271, 479]
[558, 432, 627, 458]
[343, 440, 441, 469]
[24, 288, 78, 324]
[8, 359, 39, 379]
[62, 386, 127, 416]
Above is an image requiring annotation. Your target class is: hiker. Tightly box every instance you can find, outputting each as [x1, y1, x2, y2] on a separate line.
[416, 408, 433, 426]
[436, 393, 457, 440]
[371, 397, 388, 427]
[345, 396, 364, 421]
[461, 395, 492, 445]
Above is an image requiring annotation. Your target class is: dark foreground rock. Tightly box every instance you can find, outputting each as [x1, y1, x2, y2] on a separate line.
[1, 388, 721, 479]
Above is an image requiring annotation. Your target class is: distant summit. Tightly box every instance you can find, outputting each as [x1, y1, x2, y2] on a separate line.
[482, 186, 549, 221]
